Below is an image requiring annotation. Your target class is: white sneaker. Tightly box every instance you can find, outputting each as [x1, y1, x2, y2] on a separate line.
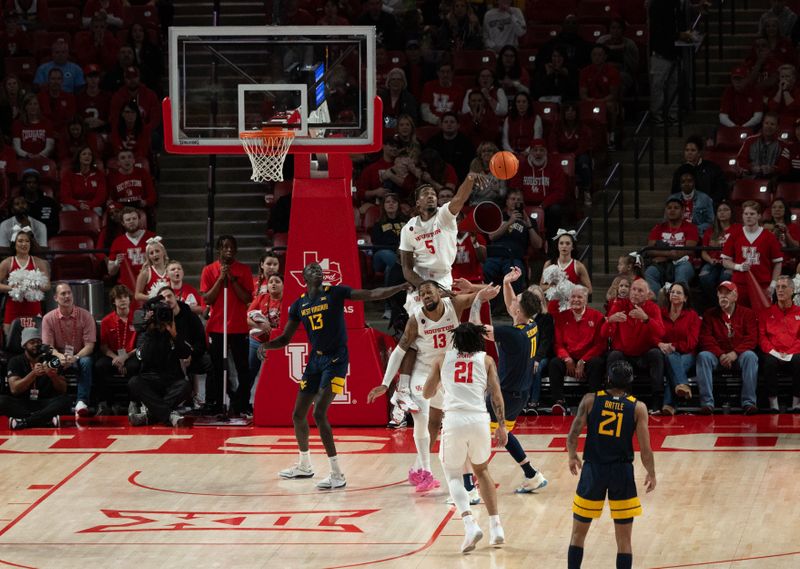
[316, 472, 346, 490]
[515, 471, 548, 494]
[51, 416, 61, 428]
[468, 488, 481, 505]
[461, 524, 483, 553]
[279, 464, 315, 479]
[390, 390, 419, 413]
[75, 401, 89, 417]
[489, 524, 505, 546]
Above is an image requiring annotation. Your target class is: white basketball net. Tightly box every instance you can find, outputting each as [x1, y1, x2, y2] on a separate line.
[240, 129, 295, 182]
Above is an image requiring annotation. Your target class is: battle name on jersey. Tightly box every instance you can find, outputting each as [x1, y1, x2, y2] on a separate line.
[300, 303, 328, 317]
[413, 228, 442, 242]
[604, 399, 625, 411]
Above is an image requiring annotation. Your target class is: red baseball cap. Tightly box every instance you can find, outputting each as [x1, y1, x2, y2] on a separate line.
[530, 138, 547, 149]
[84, 64, 101, 76]
[718, 281, 737, 292]
[124, 66, 140, 79]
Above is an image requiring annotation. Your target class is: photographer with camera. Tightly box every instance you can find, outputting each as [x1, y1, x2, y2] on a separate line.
[127, 296, 193, 427]
[0, 328, 71, 429]
[483, 188, 543, 300]
[157, 285, 212, 412]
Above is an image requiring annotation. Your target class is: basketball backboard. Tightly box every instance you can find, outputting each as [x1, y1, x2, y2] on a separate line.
[165, 26, 380, 155]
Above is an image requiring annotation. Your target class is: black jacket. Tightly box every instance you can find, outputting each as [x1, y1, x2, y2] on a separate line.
[137, 327, 192, 378]
[173, 301, 207, 356]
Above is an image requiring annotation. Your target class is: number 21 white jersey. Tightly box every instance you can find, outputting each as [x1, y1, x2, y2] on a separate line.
[414, 297, 458, 368]
[440, 350, 489, 414]
[399, 205, 458, 289]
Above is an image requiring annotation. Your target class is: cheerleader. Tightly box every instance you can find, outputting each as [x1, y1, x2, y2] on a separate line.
[0, 227, 50, 335]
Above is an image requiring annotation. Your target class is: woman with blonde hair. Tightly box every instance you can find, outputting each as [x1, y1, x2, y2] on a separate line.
[135, 236, 170, 302]
[378, 68, 419, 127]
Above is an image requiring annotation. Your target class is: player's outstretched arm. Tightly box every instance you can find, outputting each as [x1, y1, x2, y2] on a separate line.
[260, 319, 300, 352]
[367, 317, 419, 402]
[467, 285, 500, 339]
[635, 401, 657, 493]
[422, 355, 443, 399]
[502, 267, 522, 313]
[567, 394, 593, 475]
[486, 358, 507, 446]
[351, 282, 409, 302]
[448, 172, 477, 217]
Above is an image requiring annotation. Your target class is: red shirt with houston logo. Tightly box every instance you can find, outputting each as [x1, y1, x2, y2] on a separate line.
[509, 158, 567, 208]
[759, 302, 800, 354]
[106, 168, 157, 209]
[108, 229, 156, 292]
[11, 118, 54, 155]
[420, 81, 465, 120]
[647, 220, 699, 247]
[721, 226, 783, 287]
[61, 169, 107, 209]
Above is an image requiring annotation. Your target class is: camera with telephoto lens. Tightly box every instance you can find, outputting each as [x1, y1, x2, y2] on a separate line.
[36, 344, 61, 369]
[143, 297, 174, 325]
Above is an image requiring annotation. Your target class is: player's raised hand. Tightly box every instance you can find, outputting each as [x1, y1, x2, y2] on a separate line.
[478, 285, 501, 301]
[452, 277, 475, 293]
[367, 385, 388, 403]
[569, 455, 582, 475]
[503, 266, 522, 284]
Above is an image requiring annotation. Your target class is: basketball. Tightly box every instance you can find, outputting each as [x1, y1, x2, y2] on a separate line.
[489, 151, 519, 180]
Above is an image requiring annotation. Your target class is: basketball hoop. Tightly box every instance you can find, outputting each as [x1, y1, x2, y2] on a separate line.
[239, 128, 295, 182]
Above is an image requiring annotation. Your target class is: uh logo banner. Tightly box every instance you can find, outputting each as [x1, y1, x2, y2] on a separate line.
[254, 176, 392, 426]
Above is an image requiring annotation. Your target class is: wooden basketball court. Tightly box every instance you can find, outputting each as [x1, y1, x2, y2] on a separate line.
[0, 414, 798, 568]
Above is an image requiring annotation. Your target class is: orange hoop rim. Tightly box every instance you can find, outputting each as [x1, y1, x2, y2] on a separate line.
[239, 127, 296, 140]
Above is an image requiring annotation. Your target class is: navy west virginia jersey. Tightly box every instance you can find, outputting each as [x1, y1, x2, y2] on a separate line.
[493, 321, 538, 393]
[584, 390, 637, 464]
[288, 285, 352, 354]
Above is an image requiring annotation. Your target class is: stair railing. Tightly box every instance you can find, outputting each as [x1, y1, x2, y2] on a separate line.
[602, 161, 624, 273]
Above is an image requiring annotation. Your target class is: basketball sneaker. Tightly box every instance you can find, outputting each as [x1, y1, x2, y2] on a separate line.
[408, 468, 423, 485]
[279, 464, 315, 479]
[391, 390, 419, 413]
[388, 404, 407, 428]
[489, 524, 505, 547]
[461, 524, 483, 553]
[415, 470, 440, 492]
[515, 471, 548, 494]
[316, 472, 346, 490]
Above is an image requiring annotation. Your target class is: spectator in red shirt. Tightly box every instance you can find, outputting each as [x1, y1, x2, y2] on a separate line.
[603, 277, 666, 411]
[699, 200, 739, 303]
[76, 64, 111, 133]
[502, 92, 543, 153]
[745, 37, 782, 94]
[549, 285, 606, 411]
[508, 139, 566, 239]
[696, 281, 759, 414]
[11, 94, 55, 159]
[167, 260, 204, 316]
[106, 149, 157, 212]
[580, 44, 621, 148]
[247, 273, 283, 407]
[94, 284, 139, 415]
[459, 90, 501, 148]
[420, 61, 465, 126]
[82, 0, 125, 29]
[109, 65, 161, 131]
[766, 63, 800, 118]
[62, 146, 107, 215]
[721, 200, 783, 307]
[75, 13, 121, 71]
[356, 134, 416, 206]
[658, 282, 701, 415]
[200, 235, 254, 416]
[548, 102, 593, 192]
[57, 116, 103, 164]
[644, 198, 699, 295]
[107, 206, 155, 293]
[759, 275, 800, 412]
[110, 101, 152, 160]
[36, 68, 76, 134]
[719, 67, 764, 129]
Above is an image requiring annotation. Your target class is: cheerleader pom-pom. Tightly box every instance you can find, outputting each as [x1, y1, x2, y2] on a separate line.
[541, 264, 565, 286]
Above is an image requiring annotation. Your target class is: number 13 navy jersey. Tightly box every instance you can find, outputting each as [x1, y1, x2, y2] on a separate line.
[288, 285, 352, 354]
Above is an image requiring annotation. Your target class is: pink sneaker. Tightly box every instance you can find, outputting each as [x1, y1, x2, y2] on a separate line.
[415, 470, 440, 492]
[408, 468, 422, 485]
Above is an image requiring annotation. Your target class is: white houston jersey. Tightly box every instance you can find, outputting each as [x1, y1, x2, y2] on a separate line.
[414, 297, 458, 368]
[399, 205, 458, 288]
[440, 350, 489, 414]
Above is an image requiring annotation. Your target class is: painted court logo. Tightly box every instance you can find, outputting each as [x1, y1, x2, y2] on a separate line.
[290, 251, 343, 287]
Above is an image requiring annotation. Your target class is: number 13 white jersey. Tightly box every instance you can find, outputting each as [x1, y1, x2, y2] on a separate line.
[414, 297, 458, 368]
[440, 350, 489, 414]
[399, 205, 458, 289]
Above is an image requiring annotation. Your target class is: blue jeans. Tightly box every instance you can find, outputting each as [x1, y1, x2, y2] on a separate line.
[529, 357, 548, 405]
[71, 355, 94, 403]
[248, 338, 263, 404]
[645, 260, 695, 295]
[372, 249, 398, 286]
[664, 352, 694, 406]
[696, 350, 758, 408]
[483, 257, 526, 293]
[698, 263, 731, 303]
